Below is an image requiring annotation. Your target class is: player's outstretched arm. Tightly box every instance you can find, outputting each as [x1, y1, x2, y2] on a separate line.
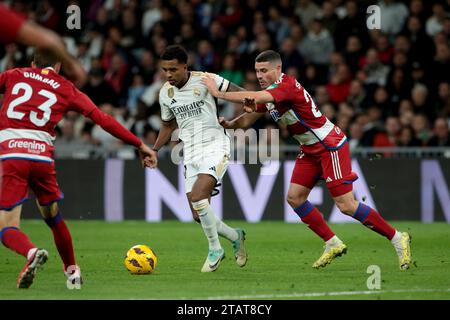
[152, 119, 177, 153]
[202, 74, 273, 104]
[219, 112, 264, 130]
[16, 19, 87, 87]
[88, 108, 157, 168]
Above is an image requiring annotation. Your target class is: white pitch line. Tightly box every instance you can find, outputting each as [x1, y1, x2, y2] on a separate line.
[194, 288, 450, 300]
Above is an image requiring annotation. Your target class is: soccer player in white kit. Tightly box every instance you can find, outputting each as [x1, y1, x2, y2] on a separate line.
[153, 45, 247, 272]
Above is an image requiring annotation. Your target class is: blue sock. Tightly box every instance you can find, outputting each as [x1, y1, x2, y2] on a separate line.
[293, 200, 314, 218]
[352, 202, 371, 222]
[44, 212, 63, 228]
[0, 226, 19, 243]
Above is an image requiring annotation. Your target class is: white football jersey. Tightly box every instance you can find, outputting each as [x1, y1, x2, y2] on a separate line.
[158, 71, 230, 164]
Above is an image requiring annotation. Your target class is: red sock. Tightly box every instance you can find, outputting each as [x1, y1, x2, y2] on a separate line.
[352, 203, 396, 240]
[294, 201, 335, 241]
[0, 227, 35, 258]
[45, 213, 76, 270]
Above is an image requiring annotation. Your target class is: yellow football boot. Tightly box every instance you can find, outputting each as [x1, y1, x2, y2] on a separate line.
[313, 242, 347, 269]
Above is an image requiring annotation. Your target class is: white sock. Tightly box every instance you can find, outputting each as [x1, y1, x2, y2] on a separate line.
[390, 230, 402, 246]
[326, 235, 342, 247]
[192, 199, 222, 251]
[27, 248, 37, 261]
[216, 219, 239, 242]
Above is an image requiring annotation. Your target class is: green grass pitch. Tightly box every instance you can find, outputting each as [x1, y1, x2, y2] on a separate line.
[0, 221, 449, 300]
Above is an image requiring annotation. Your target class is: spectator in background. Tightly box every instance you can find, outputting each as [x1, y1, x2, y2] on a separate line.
[267, 6, 290, 47]
[216, 0, 243, 30]
[349, 122, 364, 152]
[387, 68, 411, 106]
[398, 126, 421, 147]
[0, 43, 24, 71]
[54, 118, 93, 159]
[300, 18, 335, 66]
[375, 34, 394, 64]
[280, 37, 304, 72]
[411, 83, 433, 120]
[393, 34, 411, 55]
[379, 0, 409, 37]
[362, 48, 390, 87]
[431, 43, 450, 85]
[347, 79, 367, 111]
[360, 106, 384, 146]
[436, 82, 450, 112]
[411, 113, 432, 145]
[402, 15, 435, 63]
[409, 0, 427, 24]
[315, 85, 330, 106]
[334, 0, 368, 50]
[295, 0, 320, 30]
[326, 63, 352, 104]
[219, 54, 244, 86]
[82, 67, 118, 106]
[373, 86, 394, 118]
[104, 53, 129, 98]
[427, 117, 450, 147]
[194, 40, 219, 71]
[127, 74, 146, 116]
[343, 35, 364, 74]
[373, 116, 401, 147]
[121, 7, 142, 49]
[208, 21, 227, 54]
[320, 1, 339, 35]
[426, 3, 447, 37]
[141, 0, 162, 38]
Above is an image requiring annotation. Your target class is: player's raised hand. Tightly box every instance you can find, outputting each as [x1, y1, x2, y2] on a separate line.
[243, 98, 256, 113]
[138, 143, 158, 168]
[201, 73, 219, 97]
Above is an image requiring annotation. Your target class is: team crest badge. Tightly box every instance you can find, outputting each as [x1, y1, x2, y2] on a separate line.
[168, 87, 174, 98]
[193, 88, 201, 97]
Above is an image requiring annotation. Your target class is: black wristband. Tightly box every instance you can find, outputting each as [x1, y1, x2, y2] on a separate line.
[152, 148, 159, 152]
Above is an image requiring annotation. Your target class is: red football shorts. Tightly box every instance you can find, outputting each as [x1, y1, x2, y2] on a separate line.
[290, 141, 358, 197]
[0, 159, 63, 210]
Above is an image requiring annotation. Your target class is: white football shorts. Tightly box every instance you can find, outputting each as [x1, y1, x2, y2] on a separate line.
[184, 152, 230, 194]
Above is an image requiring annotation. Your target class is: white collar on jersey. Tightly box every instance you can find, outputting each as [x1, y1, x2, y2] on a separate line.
[43, 67, 56, 72]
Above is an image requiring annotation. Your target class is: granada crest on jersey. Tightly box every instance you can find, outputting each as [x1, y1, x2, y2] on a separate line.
[168, 87, 174, 98]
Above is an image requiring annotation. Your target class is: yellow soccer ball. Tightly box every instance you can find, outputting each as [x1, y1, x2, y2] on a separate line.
[124, 245, 158, 274]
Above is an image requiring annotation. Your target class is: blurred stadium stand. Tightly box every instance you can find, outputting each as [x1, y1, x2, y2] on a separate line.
[0, 0, 449, 159]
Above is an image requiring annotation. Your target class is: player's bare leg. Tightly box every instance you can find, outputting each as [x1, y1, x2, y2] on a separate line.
[287, 183, 347, 269]
[0, 205, 48, 288]
[334, 191, 412, 270]
[187, 193, 247, 268]
[190, 174, 228, 272]
[38, 201, 82, 284]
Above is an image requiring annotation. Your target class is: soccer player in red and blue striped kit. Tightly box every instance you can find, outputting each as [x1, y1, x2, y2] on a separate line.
[0, 49, 157, 288]
[203, 50, 412, 270]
